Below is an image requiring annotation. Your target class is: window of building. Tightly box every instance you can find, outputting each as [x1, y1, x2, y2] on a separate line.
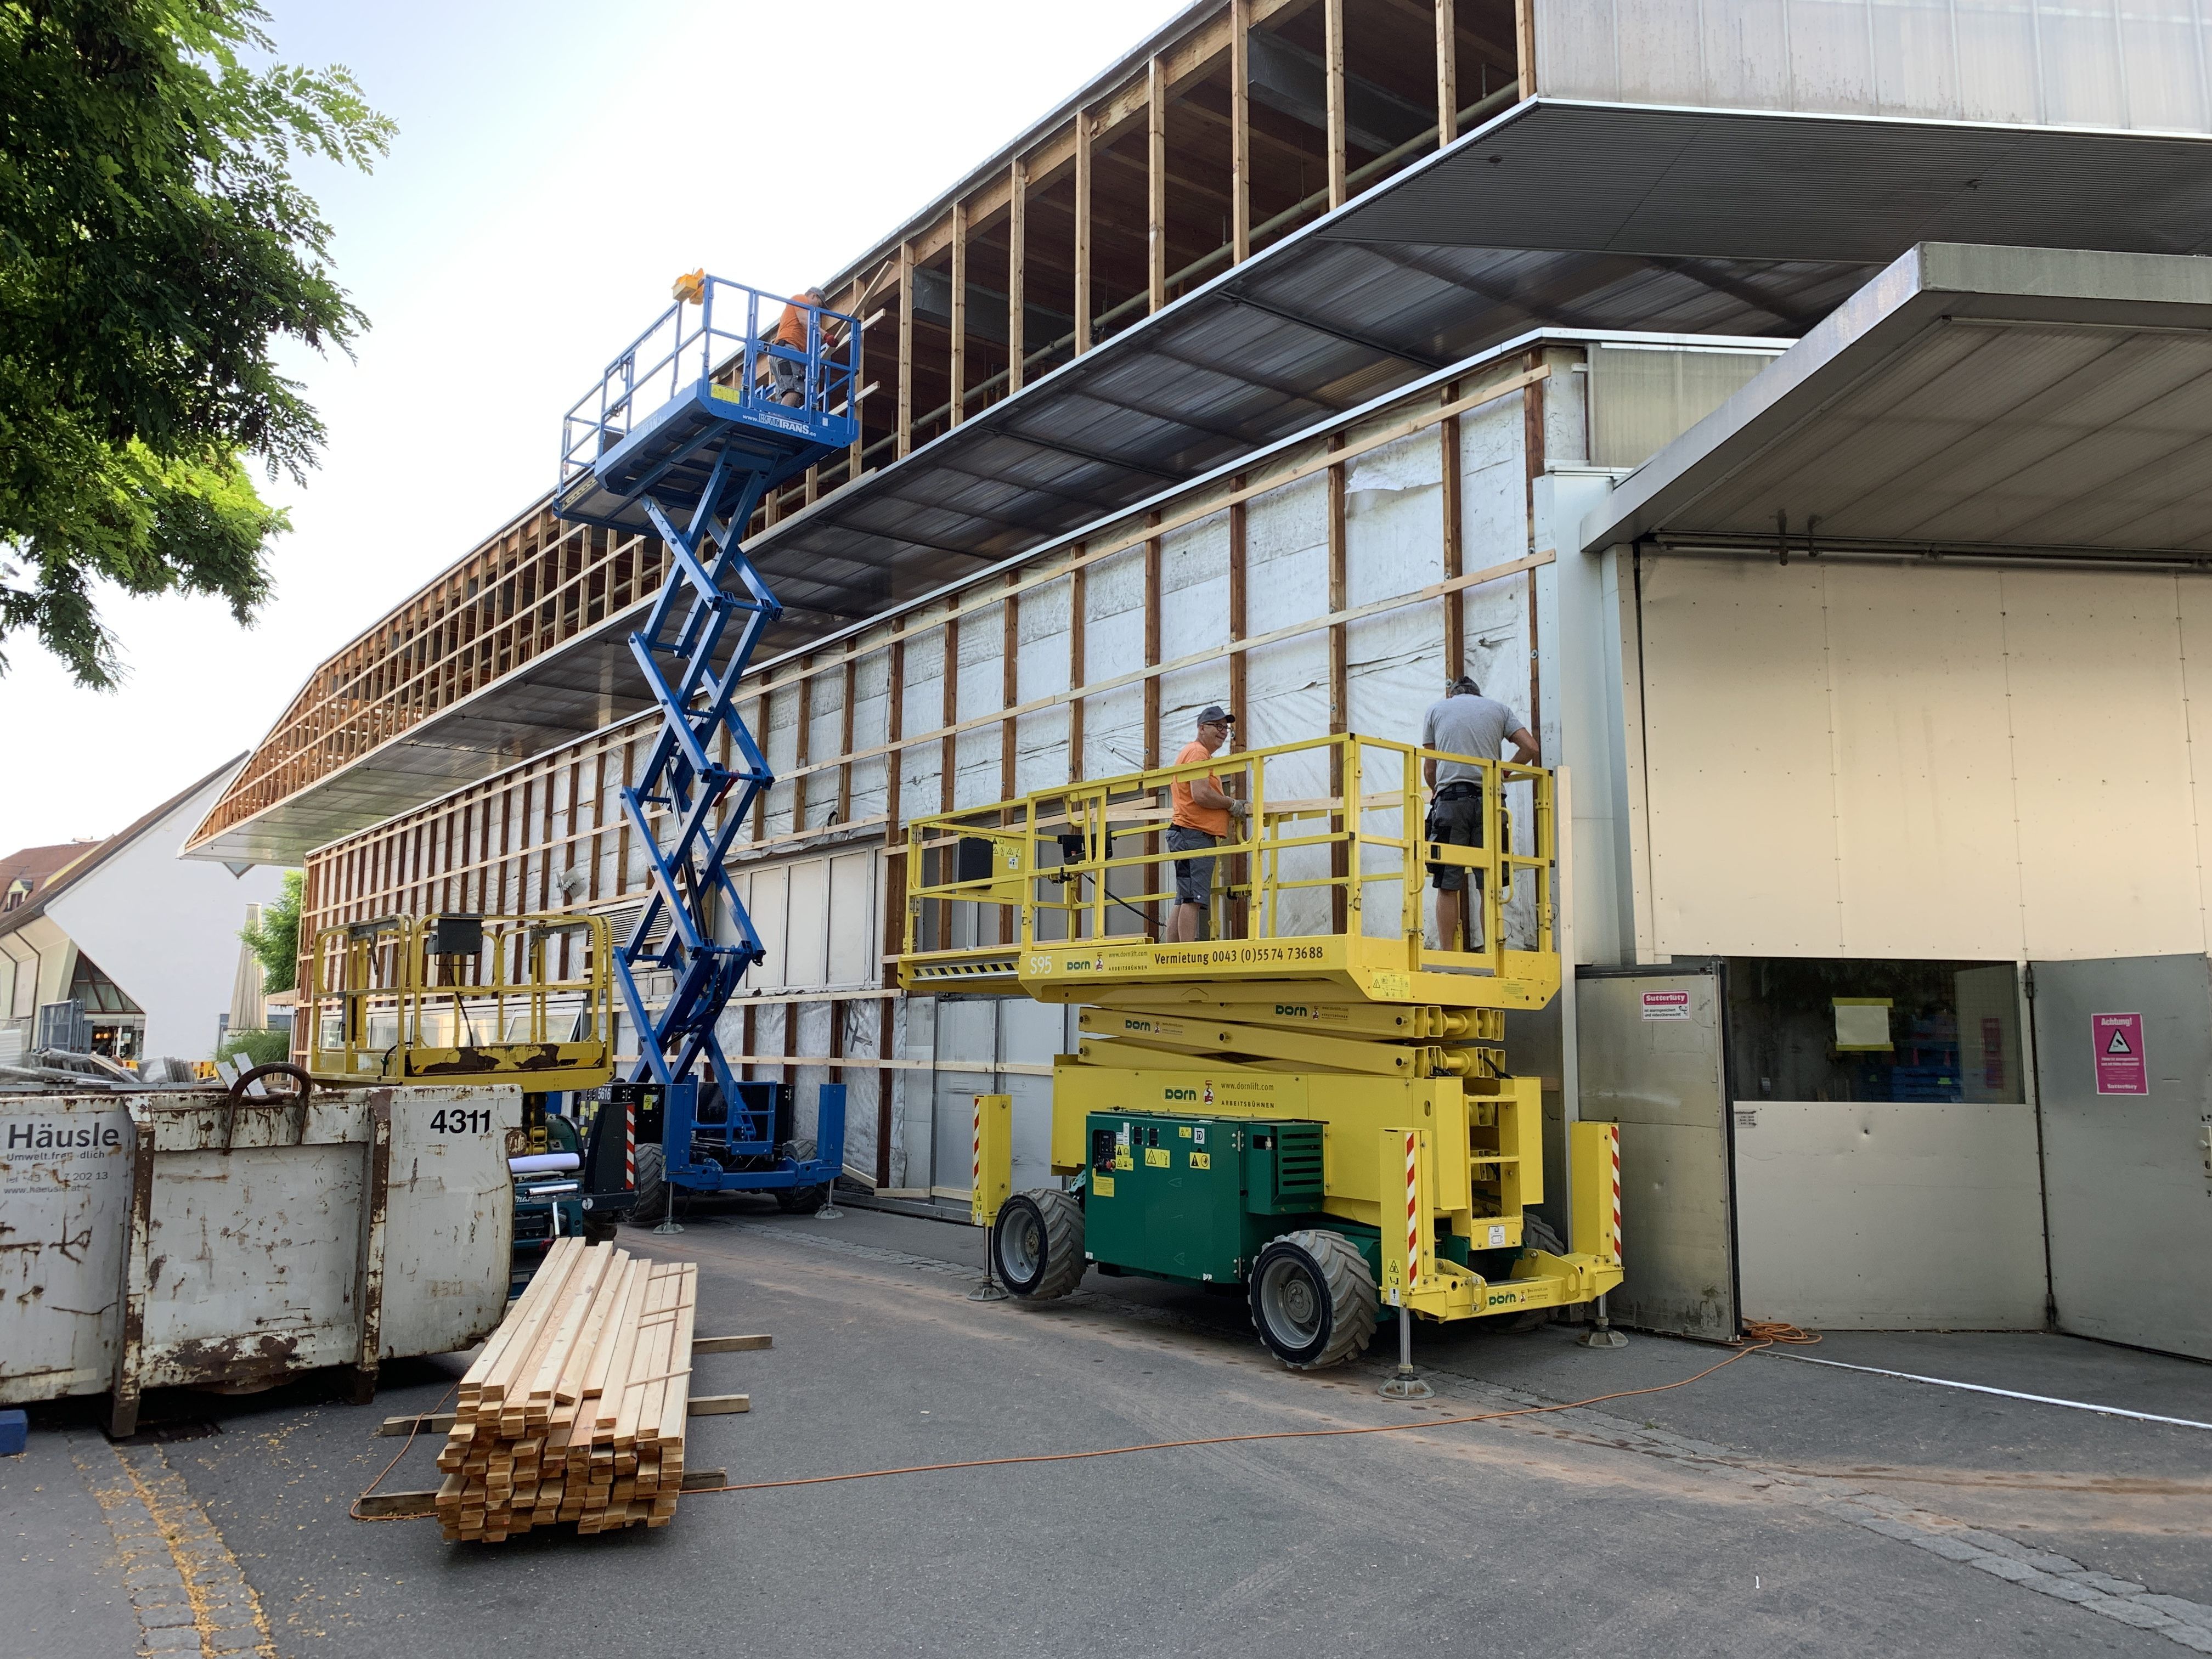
[1724, 958, 2024, 1105]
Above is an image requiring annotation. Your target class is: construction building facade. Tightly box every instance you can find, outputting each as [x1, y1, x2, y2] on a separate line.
[189, 1, 2212, 1359]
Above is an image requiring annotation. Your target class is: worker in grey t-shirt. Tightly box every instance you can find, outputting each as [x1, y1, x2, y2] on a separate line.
[1420, 675, 1538, 951]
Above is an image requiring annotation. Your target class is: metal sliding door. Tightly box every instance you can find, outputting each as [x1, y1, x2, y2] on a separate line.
[1574, 964, 1740, 1340]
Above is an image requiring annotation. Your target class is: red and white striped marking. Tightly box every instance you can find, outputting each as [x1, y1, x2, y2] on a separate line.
[1609, 1124, 1623, 1263]
[1403, 1130, 1421, 1293]
[972, 1101, 984, 1206]
[624, 1094, 636, 1188]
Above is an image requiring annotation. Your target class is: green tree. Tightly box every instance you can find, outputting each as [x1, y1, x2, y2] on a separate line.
[1, 1, 393, 686]
[240, 866, 301, 991]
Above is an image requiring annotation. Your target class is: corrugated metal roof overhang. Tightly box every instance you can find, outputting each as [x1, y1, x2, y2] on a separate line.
[1581, 242, 2212, 558]
[192, 99, 2212, 865]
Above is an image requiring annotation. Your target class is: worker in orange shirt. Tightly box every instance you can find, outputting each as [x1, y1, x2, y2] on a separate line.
[767, 286, 831, 405]
[1165, 704, 1248, 943]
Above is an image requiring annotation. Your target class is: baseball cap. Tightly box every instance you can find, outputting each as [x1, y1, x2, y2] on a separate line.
[1196, 704, 1235, 726]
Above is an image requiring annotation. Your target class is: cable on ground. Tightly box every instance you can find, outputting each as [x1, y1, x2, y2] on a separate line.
[1740, 1318, 1821, 1345]
[350, 1382, 458, 1523]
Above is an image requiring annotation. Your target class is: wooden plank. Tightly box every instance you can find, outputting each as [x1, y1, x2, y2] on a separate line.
[1327, 435, 1348, 934]
[1515, 0, 1535, 99]
[1231, 0, 1251, 264]
[896, 241, 914, 459]
[1073, 106, 1092, 355]
[1324, 0, 1347, 210]
[376, 1413, 456, 1437]
[1148, 56, 1167, 313]
[1436, 0, 1458, 146]
[689, 1394, 750, 1416]
[691, 1333, 772, 1353]
[1007, 156, 1027, 394]
[1068, 551, 1087, 781]
[950, 200, 968, 425]
[1441, 387, 1464, 681]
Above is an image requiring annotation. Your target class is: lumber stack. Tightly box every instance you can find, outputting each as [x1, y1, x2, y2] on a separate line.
[435, 1235, 697, 1541]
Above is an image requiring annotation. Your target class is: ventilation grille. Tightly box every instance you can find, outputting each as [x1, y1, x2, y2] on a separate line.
[1273, 1122, 1325, 1204]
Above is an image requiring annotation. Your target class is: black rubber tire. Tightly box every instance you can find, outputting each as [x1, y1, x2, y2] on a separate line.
[582, 1215, 619, 1245]
[1249, 1229, 1377, 1369]
[1521, 1210, 1566, 1258]
[774, 1183, 831, 1214]
[992, 1189, 1086, 1299]
[629, 1143, 668, 1225]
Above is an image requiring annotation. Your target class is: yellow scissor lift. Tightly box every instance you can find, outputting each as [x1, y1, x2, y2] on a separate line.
[896, 732, 1623, 1379]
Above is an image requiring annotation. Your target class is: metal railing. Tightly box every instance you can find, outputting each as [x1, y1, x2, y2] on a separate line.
[558, 275, 860, 492]
[306, 912, 614, 1091]
[898, 732, 1554, 983]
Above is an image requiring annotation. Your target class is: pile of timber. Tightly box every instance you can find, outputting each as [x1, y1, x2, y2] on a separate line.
[436, 1235, 696, 1541]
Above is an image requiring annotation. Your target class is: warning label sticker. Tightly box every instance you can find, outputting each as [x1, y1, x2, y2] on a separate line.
[2094, 1012, 2149, 1096]
[1641, 990, 1691, 1020]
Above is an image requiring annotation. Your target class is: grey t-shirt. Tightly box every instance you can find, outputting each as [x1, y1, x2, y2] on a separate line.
[1421, 692, 1525, 786]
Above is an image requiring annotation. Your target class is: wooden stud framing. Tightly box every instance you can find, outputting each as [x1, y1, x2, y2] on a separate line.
[949, 202, 968, 426]
[940, 612, 958, 817]
[1067, 550, 1087, 781]
[1143, 514, 1163, 936]
[846, 275, 866, 482]
[896, 242, 915, 459]
[1073, 106, 1093, 355]
[1148, 58, 1168, 313]
[1227, 483, 1250, 940]
[1436, 0, 1458, 146]
[1440, 386, 1464, 682]
[1324, 0, 1348, 210]
[1522, 353, 1545, 747]
[1007, 156, 1027, 395]
[1326, 436, 1348, 934]
[1515, 0, 1536, 99]
[836, 646, 857, 825]
[1231, 0, 1251, 263]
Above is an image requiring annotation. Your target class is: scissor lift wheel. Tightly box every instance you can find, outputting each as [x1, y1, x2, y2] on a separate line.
[994, 1189, 1086, 1299]
[1250, 1230, 1378, 1370]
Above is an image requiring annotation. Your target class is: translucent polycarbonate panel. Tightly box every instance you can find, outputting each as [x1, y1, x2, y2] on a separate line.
[1534, 0, 2212, 133]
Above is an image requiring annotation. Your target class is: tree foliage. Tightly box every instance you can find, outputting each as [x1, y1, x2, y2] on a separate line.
[239, 865, 301, 991]
[1, 1, 392, 686]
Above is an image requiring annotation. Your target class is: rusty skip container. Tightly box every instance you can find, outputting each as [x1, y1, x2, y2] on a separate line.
[0, 1083, 519, 1433]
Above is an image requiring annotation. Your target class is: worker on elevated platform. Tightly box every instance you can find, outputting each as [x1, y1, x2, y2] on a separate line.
[1422, 675, 1538, 951]
[766, 286, 834, 405]
[1165, 704, 1247, 943]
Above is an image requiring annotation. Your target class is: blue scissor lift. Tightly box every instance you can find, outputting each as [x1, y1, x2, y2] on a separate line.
[555, 275, 861, 1228]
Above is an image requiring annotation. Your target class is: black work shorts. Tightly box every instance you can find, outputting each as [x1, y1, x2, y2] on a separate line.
[1424, 782, 1483, 891]
[1166, 824, 1218, 906]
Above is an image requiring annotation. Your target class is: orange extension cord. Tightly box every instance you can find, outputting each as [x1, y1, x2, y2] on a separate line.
[355, 1328, 1819, 1519]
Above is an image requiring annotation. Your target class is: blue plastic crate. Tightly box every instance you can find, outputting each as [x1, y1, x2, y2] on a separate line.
[0, 1408, 26, 1457]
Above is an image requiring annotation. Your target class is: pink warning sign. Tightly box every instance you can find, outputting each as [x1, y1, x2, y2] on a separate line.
[2092, 1012, 2148, 1096]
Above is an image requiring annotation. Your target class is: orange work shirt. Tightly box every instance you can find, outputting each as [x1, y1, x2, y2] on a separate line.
[1169, 740, 1229, 837]
[775, 296, 819, 349]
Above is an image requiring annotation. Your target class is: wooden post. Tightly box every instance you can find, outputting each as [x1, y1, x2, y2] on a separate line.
[1228, 483, 1250, 940]
[1523, 355, 1546, 743]
[1327, 437, 1348, 934]
[950, 200, 968, 426]
[1324, 0, 1347, 210]
[1143, 514, 1163, 936]
[1074, 106, 1092, 355]
[1516, 0, 1536, 99]
[836, 647, 857, 825]
[1148, 57, 1167, 313]
[1441, 390, 1464, 682]
[793, 654, 813, 833]
[1068, 550, 1087, 788]
[1000, 572, 1020, 945]
[1231, 0, 1251, 263]
[1436, 0, 1458, 147]
[1007, 156, 1027, 394]
[896, 242, 914, 459]
[940, 614, 958, 817]
[847, 276, 866, 482]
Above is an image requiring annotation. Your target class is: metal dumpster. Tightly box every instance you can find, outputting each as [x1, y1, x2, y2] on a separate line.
[0, 1082, 520, 1432]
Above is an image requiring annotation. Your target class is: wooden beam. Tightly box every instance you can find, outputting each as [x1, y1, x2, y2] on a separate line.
[1143, 513, 1163, 936]
[692, 1334, 772, 1353]
[837, 646, 856, 825]
[1068, 550, 1087, 784]
[1001, 574, 1020, 800]
[1231, 0, 1251, 264]
[1441, 390, 1464, 682]
[1523, 352, 1545, 744]
[896, 241, 914, 459]
[950, 200, 968, 425]
[1148, 57, 1167, 313]
[1516, 0, 1535, 99]
[940, 612, 958, 816]
[847, 275, 866, 479]
[1073, 107, 1093, 354]
[1327, 435, 1347, 933]
[794, 653, 813, 832]
[877, 618, 905, 1189]
[1007, 156, 1027, 394]
[690, 1394, 751, 1416]
[1436, 0, 1458, 146]
[1324, 0, 1347, 210]
[1228, 482, 1249, 941]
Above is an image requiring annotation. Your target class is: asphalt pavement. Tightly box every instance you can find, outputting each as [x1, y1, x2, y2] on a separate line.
[5, 1197, 2208, 1658]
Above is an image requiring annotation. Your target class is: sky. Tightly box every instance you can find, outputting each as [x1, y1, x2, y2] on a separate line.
[0, 0, 1189, 858]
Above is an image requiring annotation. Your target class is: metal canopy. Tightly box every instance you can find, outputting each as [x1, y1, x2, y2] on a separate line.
[194, 98, 2212, 865]
[1581, 243, 2212, 560]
